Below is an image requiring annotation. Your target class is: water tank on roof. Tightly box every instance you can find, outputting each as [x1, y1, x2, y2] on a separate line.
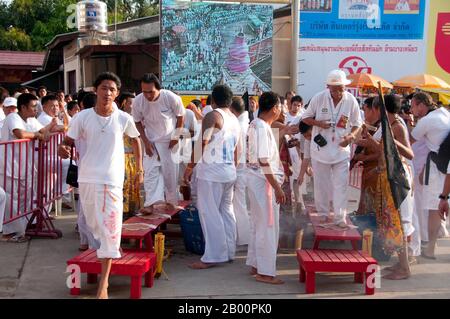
[77, 0, 108, 34]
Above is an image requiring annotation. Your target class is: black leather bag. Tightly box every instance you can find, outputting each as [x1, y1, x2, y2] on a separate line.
[66, 146, 78, 188]
[313, 133, 327, 147]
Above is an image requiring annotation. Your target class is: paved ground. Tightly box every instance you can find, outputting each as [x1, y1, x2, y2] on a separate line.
[1, 187, 450, 299]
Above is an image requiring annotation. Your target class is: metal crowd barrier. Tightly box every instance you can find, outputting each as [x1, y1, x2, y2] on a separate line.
[1, 133, 64, 239]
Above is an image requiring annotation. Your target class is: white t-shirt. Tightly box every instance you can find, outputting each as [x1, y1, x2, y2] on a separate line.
[202, 105, 213, 117]
[302, 89, 362, 164]
[0, 109, 5, 122]
[67, 108, 140, 188]
[132, 90, 185, 143]
[0, 113, 43, 178]
[196, 108, 241, 183]
[37, 112, 63, 127]
[183, 108, 200, 142]
[285, 110, 304, 126]
[302, 138, 311, 160]
[411, 108, 450, 153]
[246, 118, 284, 179]
[236, 111, 250, 169]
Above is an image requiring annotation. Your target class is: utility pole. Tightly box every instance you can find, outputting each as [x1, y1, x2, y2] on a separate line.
[290, 0, 299, 92]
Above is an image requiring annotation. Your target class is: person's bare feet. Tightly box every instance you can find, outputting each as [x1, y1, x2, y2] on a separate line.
[78, 244, 89, 251]
[189, 261, 217, 269]
[382, 269, 410, 280]
[249, 267, 257, 276]
[255, 274, 284, 285]
[384, 262, 400, 272]
[139, 206, 154, 215]
[96, 284, 109, 299]
[165, 203, 184, 212]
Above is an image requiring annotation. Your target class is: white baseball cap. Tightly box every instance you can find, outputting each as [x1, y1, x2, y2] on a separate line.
[3, 97, 17, 108]
[326, 69, 351, 86]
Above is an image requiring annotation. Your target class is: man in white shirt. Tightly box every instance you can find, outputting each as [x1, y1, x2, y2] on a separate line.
[1, 93, 56, 243]
[132, 73, 185, 213]
[230, 97, 250, 246]
[184, 85, 241, 270]
[0, 97, 18, 133]
[411, 92, 450, 259]
[302, 70, 362, 227]
[38, 94, 72, 207]
[245, 92, 286, 284]
[58, 72, 143, 299]
[37, 95, 69, 131]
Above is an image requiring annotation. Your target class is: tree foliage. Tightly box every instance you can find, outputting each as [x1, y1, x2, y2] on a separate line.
[0, 0, 159, 51]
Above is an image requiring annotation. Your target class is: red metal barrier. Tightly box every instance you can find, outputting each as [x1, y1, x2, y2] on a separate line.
[1, 133, 64, 239]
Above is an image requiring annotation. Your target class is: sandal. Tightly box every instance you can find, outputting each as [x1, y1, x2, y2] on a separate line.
[6, 235, 30, 243]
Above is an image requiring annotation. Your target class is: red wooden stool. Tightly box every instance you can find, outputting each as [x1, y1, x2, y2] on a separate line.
[67, 249, 156, 299]
[297, 249, 378, 295]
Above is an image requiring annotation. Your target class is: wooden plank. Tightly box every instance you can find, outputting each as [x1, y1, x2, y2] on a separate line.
[297, 250, 313, 263]
[325, 250, 342, 263]
[334, 250, 351, 263]
[308, 250, 323, 263]
[315, 250, 332, 262]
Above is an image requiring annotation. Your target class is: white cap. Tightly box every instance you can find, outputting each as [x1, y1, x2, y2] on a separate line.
[3, 97, 17, 107]
[326, 69, 351, 86]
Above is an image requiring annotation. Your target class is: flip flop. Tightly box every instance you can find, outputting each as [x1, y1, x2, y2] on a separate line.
[255, 275, 284, 285]
[5, 235, 30, 243]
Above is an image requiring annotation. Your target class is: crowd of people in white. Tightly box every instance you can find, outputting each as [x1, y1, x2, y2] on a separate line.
[0, 69, 449, 298]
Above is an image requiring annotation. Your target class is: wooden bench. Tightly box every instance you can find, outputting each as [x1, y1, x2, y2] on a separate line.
[297, 249, 377, 295]
[67, 249, 156, 299]
[307, 206, 361, 250]
[121, 201, 191, 252]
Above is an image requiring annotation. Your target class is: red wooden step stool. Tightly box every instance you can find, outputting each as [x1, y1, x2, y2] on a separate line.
[67, 249, 156, 299]
[121, 201, 190, 252]
[297, 249, 378, 295]
[307, 206, 361, 250]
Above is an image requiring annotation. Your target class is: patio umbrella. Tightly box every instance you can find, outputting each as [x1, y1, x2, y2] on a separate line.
[393, 73, 450, 89]
[347, 73, 393, 89]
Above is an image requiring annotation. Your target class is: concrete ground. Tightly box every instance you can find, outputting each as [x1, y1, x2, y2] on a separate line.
[1, 187, 450, 299]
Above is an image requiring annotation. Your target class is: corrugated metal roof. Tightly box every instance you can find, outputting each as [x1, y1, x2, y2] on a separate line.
[0, 50, 45, 67]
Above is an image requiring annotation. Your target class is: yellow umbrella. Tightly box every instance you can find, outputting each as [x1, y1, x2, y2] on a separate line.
[393, 74, 450, 89]
[347, 73, 393, 89]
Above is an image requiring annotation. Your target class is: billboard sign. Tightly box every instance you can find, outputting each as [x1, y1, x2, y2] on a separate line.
[160, 0, 274, 94]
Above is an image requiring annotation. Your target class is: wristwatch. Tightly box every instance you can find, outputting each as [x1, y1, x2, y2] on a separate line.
[439, 194, 449, 200]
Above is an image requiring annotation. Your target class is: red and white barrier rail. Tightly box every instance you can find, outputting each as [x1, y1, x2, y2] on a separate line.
[0, 133, 64, 238]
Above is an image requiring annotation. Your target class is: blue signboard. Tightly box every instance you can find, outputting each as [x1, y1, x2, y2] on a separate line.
[300, 0, 426, 39]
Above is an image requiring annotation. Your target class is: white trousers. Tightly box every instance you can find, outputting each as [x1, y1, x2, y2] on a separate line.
[0, 187, 6, 233]
[0, 174, 31, 236]
[143, 154, 165, 207]
[76, 194, 99, 248]
[311, 159, 349, 224]
[79, 183, 123, 259]
[61, 158, 70, 195]
[414, 176, 428, 242]
[233, 169, 250, 246]
[197, 179, 236, 263]
[246, 173, 280, 277]
[155, 142, 179, 205]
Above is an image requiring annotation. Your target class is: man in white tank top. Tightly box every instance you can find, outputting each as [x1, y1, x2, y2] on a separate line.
[184, 84, 241, 269]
